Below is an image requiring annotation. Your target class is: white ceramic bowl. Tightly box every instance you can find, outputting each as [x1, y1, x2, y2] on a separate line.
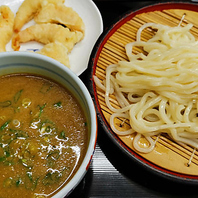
[0, 51, 97, 198]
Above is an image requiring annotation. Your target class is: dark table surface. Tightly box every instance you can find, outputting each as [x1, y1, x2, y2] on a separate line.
[68, 1, 198, 198]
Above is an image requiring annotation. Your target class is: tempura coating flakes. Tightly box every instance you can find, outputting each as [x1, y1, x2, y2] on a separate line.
[10, 0, 85, 68]
[0, 5, 14, 52]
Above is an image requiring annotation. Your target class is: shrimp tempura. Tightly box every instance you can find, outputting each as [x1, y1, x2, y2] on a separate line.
[12, 23, 83, 52]
[14, 0, 65, 33]
[0, 5, 14, 52]
[34, 3, 85, 35]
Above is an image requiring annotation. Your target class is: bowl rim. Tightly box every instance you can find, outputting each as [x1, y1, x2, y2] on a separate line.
[0, 51, 98, 197]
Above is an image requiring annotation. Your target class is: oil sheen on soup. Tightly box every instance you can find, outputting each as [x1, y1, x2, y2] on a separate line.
[0, 74, 88, 198]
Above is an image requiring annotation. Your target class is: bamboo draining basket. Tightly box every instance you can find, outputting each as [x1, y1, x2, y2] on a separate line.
[90, 2, 198, 183]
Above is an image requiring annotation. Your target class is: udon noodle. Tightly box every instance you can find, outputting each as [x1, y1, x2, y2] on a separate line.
[94, 22, 198, 153]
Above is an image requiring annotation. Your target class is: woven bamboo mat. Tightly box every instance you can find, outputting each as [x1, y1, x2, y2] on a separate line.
[94, 7, 198, 176]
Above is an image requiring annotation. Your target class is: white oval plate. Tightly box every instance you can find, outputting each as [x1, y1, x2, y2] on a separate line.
[1, 0, 103, 76]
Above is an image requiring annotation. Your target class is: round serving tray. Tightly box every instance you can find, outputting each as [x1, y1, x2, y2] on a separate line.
[88, 2, 198, 185]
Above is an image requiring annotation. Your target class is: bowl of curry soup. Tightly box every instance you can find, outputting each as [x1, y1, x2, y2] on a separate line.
[0, 52, 97, 198]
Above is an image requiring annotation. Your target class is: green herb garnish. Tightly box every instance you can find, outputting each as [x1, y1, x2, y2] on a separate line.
[14, 89, 23, 103]
[53, 101, 62, 108]
[0, 100, 11, 108]
[0, 120, 10, 131]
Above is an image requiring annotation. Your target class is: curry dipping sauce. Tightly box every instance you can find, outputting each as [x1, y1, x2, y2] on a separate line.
[0, 73, 89, 198]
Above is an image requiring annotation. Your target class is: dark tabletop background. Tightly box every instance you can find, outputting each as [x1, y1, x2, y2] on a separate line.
[68, 1, 198, 198]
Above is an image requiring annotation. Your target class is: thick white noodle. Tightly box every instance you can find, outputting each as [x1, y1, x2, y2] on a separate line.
[94, 22, 198, 153]
[110, 113, 135, 135]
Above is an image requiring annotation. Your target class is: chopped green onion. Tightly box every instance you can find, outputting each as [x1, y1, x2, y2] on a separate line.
[4, 150, 10, 158]
[4, 160, 15, 166]
[53, 101, 62, 108]
[14, 89, 23, 103]
[38, 103, 46, 117]
[40, 83, 53, 93]
[0, 100, 11, 108]
[0, 120, 10, 131]
[47, 151, 60, 167]
[25, 172, 39, 190]
[45, 126, 51, 133]
[9, 129, 29, 138]
[60, 131, 66, 139]
[26, 172, 33, 181]
[0, 156, 6, 162]
[42, 170, 61, 186]
[16, 178, 22, 187]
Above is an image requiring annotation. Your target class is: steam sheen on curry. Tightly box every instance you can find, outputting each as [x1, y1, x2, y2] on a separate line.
[0, 74, 88, 198]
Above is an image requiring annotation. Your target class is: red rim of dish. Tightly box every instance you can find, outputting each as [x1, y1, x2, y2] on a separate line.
[88, 2, 198, 184]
